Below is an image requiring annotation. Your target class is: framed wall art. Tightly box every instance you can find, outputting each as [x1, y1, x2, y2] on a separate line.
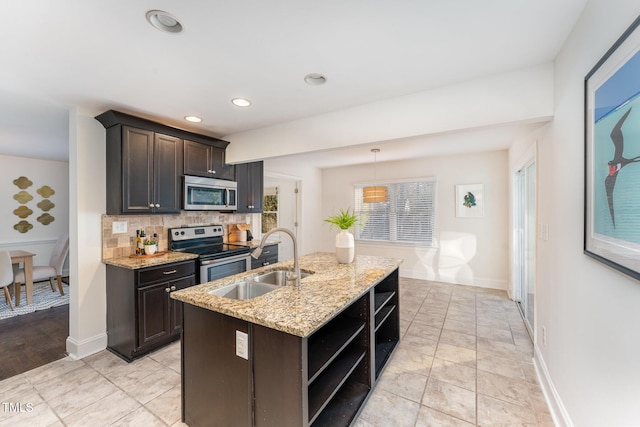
[455, 183, 484, 218]
[584, 15, 640, 281]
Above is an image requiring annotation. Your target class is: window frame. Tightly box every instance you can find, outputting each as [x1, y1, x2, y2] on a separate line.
[262, 187, 279, 234]
[353, 177, 437, 247]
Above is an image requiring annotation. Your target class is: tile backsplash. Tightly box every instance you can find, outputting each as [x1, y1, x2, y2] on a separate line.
[102, 212, 253, 260]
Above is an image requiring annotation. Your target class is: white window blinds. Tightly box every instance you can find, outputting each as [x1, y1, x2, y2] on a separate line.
[354, 179, 436, 245]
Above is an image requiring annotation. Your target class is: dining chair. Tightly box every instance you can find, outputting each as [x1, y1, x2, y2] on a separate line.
[0, 250, 15, 311]
[14, 233, 69, 305]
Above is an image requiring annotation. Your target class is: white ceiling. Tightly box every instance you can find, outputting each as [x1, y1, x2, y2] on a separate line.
[0, 1, 587, 165]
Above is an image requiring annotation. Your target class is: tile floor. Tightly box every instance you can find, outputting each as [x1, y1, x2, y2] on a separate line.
[0, 278, 553, 426]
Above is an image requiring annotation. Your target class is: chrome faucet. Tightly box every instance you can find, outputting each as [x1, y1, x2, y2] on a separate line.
[251, 227, 301, 287]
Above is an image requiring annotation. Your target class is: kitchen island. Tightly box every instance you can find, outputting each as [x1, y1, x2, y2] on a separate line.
[171, 252, 402, 427]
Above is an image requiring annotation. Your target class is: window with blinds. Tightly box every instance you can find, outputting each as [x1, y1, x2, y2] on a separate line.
[354, 178, 436, 245]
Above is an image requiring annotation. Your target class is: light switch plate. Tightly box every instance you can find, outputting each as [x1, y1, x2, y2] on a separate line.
[236, 330, 248, 360]
[113, 221, 128, 234]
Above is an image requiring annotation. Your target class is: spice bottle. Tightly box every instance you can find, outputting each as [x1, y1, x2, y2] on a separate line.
[135, 230, 141, 255]
[139, 230, 146, 255]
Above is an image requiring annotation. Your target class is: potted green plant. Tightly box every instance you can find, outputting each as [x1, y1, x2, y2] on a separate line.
[144, 238, 158, 255]
[324, 208, 359, 263]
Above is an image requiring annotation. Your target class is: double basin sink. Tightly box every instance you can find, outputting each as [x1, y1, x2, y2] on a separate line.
[209, 270, 312, 300]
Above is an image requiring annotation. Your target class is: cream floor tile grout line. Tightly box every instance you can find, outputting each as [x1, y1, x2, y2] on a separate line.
[0, 278, 552, 427]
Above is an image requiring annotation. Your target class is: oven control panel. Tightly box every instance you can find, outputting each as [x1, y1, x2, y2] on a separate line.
[169, 225, 224, 241]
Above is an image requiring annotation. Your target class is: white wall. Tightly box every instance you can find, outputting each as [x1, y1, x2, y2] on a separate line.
[225, 64, 554, 163]
[0, 154, 69, 268]
[67, 108, 107, 359]
[536, 1, 640, 425]
[321, 150, 510, 289]
[263, 158, 324, 257]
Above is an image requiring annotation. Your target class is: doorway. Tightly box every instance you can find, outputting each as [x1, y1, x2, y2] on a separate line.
[263, 174, 301, 262]
[514, 160, 536, 336]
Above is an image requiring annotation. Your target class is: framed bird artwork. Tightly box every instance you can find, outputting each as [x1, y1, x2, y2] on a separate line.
[455, 184, 484, 218]
[585, 15, 640, 281]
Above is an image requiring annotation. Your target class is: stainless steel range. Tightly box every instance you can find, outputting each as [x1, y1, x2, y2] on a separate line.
[169, 225, 252, 284]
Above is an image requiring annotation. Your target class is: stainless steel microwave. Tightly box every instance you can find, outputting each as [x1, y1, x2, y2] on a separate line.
[183, 175, 237, 211]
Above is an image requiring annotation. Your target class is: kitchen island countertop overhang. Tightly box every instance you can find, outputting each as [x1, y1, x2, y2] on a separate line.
[170, 252, 403, 337]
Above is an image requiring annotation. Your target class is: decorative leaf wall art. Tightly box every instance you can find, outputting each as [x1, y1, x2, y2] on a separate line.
[14, 221, 33, 234]
[11, 176, 57, 232]
[37, 185, 55, 198]
[37, 213, 55, 225]
[13, 191, 33, 204]
[37, 199, 55, 211]
[13, 176, 33, 189]
[13, 206, 33, 218]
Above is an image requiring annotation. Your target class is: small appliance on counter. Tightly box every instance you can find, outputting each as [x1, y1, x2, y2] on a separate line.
[169, 225, 251, 284]
[228, 223, 252, 243]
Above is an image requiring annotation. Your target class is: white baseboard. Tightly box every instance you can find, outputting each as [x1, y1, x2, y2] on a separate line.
[533, 344, 574, 427]
[400, 267, 507, 290]
[66, 333, 107, 360]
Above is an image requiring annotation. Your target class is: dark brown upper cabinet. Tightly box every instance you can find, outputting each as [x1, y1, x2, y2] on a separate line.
[235, 161, 264, 213]
[103, 125, 181, 214]
[184, 140, 235, 180]
[96, 110, 231, 215]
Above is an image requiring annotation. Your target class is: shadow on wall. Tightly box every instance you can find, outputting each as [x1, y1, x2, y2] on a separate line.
[437, 231, 477, 285]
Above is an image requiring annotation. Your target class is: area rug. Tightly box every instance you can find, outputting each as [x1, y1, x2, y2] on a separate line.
[0, 283, 69, 320]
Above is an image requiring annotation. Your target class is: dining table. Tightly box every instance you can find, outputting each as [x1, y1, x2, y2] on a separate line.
[9, 250, 35, 306]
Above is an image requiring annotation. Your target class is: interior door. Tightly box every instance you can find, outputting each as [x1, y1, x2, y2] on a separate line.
[515, 161, 536, 336]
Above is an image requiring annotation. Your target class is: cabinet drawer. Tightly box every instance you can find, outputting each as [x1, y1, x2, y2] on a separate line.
[138, 260, 196, 285]
[250, 244, 278, 269]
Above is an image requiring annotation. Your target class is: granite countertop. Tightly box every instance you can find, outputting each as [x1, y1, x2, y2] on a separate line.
[103, 251, 199, 269]
[171, 252, 402, 337]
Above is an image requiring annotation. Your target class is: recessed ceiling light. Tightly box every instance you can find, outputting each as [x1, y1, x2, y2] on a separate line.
[304, 73, 327, 86]
[184, 115, 202, 123]
[146, 10, 183, 34]
[232, 98, 252, 107]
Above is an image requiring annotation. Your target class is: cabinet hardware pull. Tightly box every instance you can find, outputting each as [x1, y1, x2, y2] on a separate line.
[163, 270, 177, 275]
[155, 203, 160, 208]
[171, 286, 176, 291]
[263, 262, 269, 266]
[165, 287, 171, 293]
[149, 203, 154, 208]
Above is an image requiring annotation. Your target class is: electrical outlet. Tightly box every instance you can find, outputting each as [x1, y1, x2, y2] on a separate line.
[236, 330, 248, 360]
[112, 221, 128, 234]
[542, 326, 547, 345]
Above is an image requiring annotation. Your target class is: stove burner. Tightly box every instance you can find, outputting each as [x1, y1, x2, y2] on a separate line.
[169, 225, 251, 260]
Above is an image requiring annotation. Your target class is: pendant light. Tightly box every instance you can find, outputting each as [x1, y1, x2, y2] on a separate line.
[363, 149, 388, 203]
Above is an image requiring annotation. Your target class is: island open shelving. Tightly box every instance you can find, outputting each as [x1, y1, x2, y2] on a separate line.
[176, 254, 401, 427]
[372, 269, 400, 380]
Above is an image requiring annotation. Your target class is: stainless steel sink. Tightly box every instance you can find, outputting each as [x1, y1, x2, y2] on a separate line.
[209, 282, 279, 300]
[252, 270, 313, 286]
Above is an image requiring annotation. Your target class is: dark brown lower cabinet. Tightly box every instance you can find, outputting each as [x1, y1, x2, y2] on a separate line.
[107, 260, 196, 362]
[181, 268, 400, 427]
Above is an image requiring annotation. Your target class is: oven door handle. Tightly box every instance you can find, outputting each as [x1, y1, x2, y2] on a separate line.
[201, 253, 250, 266]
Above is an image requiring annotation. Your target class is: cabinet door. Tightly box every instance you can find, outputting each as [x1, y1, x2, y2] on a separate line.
[210, 146, 236, 180]
[183, 140, 212, 177]
[248, 161, 264, 212]
[122, 126, 154, 213]
[137, 281, 171, 348]
[236, 161, 264, 213]
[153, 133, 182, 213]
[169, 275, 196, 335]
